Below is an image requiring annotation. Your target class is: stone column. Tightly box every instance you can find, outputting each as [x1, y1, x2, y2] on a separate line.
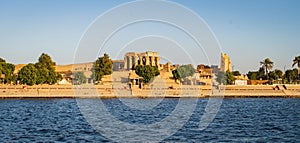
[151, 56, 155, 66]
[145, 56, 149, 65]
[134, 55, 138, 67]
[155, 57, 160, 67]
[139, 56, 143, 65]
[166, 62, 170, 72]
[124, 56, 128, 70]
[128, 56, 133, 70]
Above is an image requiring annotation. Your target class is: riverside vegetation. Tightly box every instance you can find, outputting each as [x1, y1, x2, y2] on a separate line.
[0, 54, 300, 86]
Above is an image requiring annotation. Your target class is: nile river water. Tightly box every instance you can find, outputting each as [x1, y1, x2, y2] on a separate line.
[0, 98, 299, 142]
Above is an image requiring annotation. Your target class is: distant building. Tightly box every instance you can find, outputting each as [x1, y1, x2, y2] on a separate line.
[197, 64, 212, 78]
[220, 53, 232, 72]
[234, 75, 249, 85]
[72, 62, 94, 81]
[112, 60, 125, 71]
[56, 62, 94, 84]
[196, 64, 212, 85]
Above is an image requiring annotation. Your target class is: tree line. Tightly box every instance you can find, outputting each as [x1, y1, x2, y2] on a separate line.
[217, 56, 300, 85]
[18, 53, 63, 86]
[0, 53, 62, 85]
[1, 53, 299, 86]
[0, 53, 114, 86]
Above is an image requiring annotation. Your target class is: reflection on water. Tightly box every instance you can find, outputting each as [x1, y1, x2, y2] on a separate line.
[0, 98, 299, 142]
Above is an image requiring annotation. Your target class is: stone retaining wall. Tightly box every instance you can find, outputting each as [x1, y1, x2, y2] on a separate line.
[0, 84, 299, 98]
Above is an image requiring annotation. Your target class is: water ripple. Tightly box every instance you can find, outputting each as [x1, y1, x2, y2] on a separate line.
[0, 98, 299, 142]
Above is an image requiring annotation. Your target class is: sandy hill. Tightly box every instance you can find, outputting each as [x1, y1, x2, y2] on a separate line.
[14, 64, 26, 74]
[55, 64, 73, 73]
[14, 64, 75, 74]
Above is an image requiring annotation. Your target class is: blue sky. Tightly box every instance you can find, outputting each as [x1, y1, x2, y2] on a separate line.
[0, 0, 299, 73]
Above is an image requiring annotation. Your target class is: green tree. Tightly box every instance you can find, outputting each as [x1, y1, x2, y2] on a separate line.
[292, 56, 300, 80]
[217, 70, 235, 85]
[93, 53, 113, 82]
[0, 63, 4, 83]
[172, 69, 180, 82]
[2, 63, 15, 84]
[35, 53, 59, 85]
[260, 58, 273, 80]
[135, 65, 160, 83]
[46, 70, 59, 85]
[73, 72, 87, 85]
[257, 67, 266, 80]
[56, 73, 63, 82]
[0, 60, 15, 84]
[172, 65, 196, 81]
[0, 58, 5, 63]
[274, 69, 283, 79]
[227, 71, 236, 85]
[269, 69, 283, 81]
[232, 71, 241, 76]
[247, 67, 269, 80]
[284, 69, 298, 84]
[36, 53, 56, 70]
[35, 67, 48, 84]
[18, 63, 38, 86]
[247, 71, 258, 80]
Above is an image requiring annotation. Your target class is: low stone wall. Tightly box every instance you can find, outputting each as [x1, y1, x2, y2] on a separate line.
[0, 84, 299, 98]
[211, 85, 300, 97]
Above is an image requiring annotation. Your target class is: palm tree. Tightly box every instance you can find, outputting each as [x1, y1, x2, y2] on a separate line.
[292, 56, 300, 80]
[260, 58, 273, 80]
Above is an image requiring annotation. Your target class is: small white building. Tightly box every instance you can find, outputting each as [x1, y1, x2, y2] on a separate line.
[58, 79, 71, 85]
[234, 80, 247, 85]
[234, 75, 248, 85]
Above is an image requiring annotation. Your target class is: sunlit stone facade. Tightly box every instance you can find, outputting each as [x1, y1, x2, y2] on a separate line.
[220, 53, 232, 72]
[124, 51, 160, 70]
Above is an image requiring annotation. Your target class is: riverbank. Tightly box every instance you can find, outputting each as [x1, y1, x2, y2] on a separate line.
[0, 84, 299, 98]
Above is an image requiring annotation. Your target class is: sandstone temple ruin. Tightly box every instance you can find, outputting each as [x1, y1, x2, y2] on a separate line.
[123, 51, 160, 70]
[220, 53, 232, 72]
[112, 51, 161, 71]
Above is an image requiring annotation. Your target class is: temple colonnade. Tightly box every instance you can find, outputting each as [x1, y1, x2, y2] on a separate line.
[124, 51, 160, 70]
